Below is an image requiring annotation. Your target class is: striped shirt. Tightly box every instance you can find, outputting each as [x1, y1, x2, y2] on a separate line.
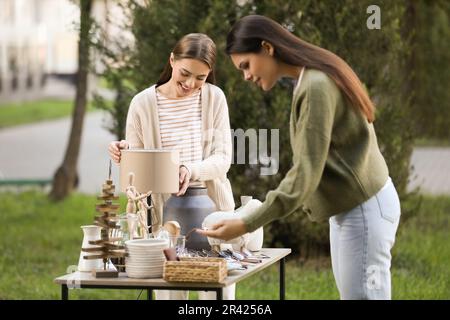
[156, 89, 204, 187]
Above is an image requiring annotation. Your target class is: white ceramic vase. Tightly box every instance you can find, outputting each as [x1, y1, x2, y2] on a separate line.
[78, 225, 103, 272]
[237, 197, 264, 251]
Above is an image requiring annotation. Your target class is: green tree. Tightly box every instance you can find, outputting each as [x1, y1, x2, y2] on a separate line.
[50, 0, 94, 201]
[409, 0, 450, 140]
[201, 0, 415, 257]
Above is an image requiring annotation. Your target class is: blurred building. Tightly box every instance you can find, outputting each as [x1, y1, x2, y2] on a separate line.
[0, 0, 131, 103]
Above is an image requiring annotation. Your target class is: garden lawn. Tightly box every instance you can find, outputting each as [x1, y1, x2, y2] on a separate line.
[0, 100, 95, 129]
[0, 191, 448, 299]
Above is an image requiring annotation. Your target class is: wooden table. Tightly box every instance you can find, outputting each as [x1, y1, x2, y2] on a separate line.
[54, 248, 291, 300]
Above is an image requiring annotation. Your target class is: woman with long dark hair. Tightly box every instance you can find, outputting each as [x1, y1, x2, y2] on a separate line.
[198, 15, 401, 300]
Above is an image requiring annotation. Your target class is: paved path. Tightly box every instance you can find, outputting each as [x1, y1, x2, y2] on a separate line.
[407, 147, 450, 195]
[0, 113, 449, 195]
[0, 112, 119, 194]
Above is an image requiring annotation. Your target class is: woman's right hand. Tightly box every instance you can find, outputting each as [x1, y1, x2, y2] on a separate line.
[196, 218, 248, 242]
[108, 140, 129, 163]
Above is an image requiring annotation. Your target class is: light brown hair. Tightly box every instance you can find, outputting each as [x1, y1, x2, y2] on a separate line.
[157, 33, 216, 86]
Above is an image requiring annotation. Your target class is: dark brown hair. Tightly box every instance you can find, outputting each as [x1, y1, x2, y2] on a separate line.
[157, 33, 216, 87]
[226, 15, 375, 122]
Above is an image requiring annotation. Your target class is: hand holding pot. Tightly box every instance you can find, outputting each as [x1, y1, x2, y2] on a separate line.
[197, 217, 248, 242]
[176, 165, 191, 196]
[197, 199, 264, 250]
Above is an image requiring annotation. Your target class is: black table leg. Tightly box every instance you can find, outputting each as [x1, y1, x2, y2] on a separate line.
[216, 288, 223, 300]
[147, 289, 153, 300]
[280, 257, 285, 300]
[61, 285, 68, 300]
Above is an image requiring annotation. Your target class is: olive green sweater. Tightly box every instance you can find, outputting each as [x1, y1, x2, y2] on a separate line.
[242, 68, 389, 232]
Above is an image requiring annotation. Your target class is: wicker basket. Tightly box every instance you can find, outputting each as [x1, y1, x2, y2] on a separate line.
[163, 257, 227, 283]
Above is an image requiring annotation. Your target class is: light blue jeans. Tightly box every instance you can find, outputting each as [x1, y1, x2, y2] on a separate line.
[329, 177, 401, 300]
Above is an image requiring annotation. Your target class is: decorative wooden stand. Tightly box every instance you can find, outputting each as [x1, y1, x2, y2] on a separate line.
[82, 162, 126, 278]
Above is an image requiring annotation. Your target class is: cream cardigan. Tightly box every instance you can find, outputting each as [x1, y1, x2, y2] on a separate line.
[125, 83, 235, 229]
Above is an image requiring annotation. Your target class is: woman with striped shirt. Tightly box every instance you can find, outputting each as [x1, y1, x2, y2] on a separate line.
[109, 33, 235, 300]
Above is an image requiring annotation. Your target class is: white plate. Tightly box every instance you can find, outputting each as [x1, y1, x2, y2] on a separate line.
[126, 264, 165, 270]
[126, 256, 165, 262]
[127, 251, 164, 255]
[126, 268, 163, 275]
[126, 247, 167, 253]
[125, 239, 169, 247]
[126, 272, 163, 279]
[126, 244, 166, 249]
[126, 248, 165, 254]
[126, 269, 164, 274]
[125, 261, 165, 266]
[126, 267, 164, 273]
[126, 261, 164, 266]
[126, 268, 163, 272]
[126, 250, 167, 255]
[127, 255, 165, 261]
[127, 268, 163, 272]
[126, 255, 164, 260]
[126, 259, 165, 264]
[126, 260, 165, 264]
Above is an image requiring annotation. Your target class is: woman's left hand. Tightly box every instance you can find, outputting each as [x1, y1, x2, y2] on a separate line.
[196, 218, 247, 241]
[176, 165, 191, 196]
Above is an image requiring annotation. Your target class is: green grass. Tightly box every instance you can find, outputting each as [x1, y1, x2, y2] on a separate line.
[414, 138, 450, 147]
[390, 196, 450, 299]
[0, 191, 448, 299]
[0, 100, 95, 129]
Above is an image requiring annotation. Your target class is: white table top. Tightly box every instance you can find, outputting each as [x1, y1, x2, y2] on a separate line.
[54, 248, 291, 288]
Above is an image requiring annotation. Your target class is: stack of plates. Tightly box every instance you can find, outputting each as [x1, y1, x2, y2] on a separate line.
[125, 239, 169, 278]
